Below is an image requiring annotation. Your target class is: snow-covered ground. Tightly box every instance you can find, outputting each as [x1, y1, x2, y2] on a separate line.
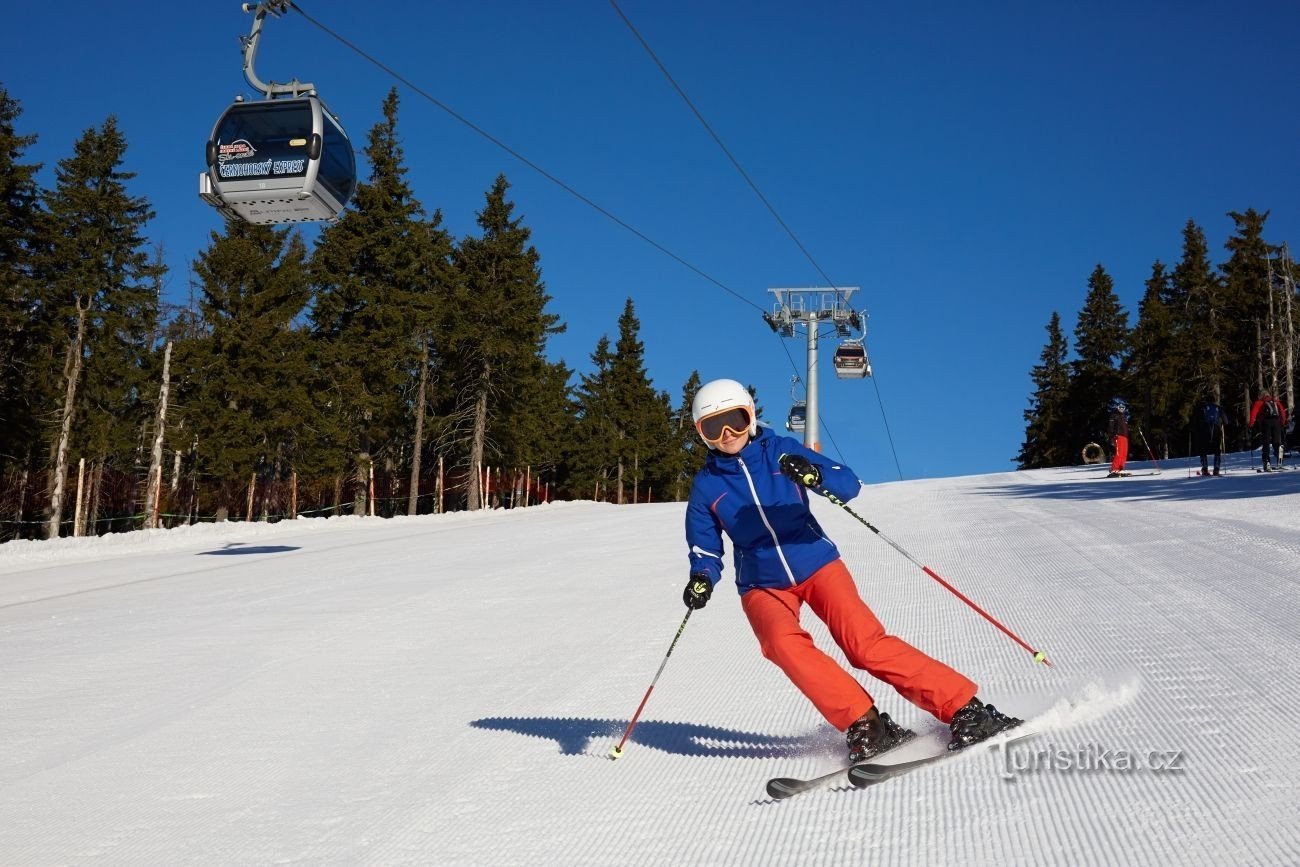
[2, 453, 1298, 865]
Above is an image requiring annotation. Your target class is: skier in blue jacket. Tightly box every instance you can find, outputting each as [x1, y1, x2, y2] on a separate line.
[683, 378, 1020, 761]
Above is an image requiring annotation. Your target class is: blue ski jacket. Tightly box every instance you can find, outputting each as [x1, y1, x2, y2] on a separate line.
[685, 427, 863, 594]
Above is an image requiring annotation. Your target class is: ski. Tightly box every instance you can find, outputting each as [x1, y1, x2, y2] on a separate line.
[847, 729, 1035, 788]
[765, 735, 919, 800]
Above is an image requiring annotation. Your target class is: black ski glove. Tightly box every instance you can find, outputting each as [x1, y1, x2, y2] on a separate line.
[779, 453, 822, 488]
[683, 573, 714, 610]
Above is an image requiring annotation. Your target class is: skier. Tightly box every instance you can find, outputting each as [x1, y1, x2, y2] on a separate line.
[1249, 392, 1288, 471]
[682, 378, 1020, 762]
[1107, 397, 1130, 478]
[1191, 398, 1224, 477]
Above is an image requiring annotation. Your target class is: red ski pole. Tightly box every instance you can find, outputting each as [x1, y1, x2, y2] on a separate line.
[1136, 425, 1162, 471]
[610, 608, 693, 759]
[816, 486, 1053, 667]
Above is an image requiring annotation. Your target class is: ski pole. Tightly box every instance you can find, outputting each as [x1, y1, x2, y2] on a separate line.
[609, 608, 693, 759]
[814, 486, 1053, 667]
[1135, 425, 1162, 471]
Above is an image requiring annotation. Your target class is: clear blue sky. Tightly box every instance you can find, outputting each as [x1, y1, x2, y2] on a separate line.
[6, 1, 1298, 482]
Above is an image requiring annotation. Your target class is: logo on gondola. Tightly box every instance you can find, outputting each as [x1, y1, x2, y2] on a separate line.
[216, 139, 256, 162]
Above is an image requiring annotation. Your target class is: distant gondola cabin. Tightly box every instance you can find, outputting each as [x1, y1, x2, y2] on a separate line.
[786, 403, 807, 433]
[833, 340, 871, 379]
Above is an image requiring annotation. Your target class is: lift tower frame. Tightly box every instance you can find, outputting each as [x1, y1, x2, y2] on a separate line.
[764, 287, 861, 451]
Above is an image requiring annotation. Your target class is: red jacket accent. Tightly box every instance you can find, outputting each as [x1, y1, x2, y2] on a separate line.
[1249, 397, 1288, 428]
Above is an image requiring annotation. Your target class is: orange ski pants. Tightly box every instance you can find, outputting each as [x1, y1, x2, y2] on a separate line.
[1111, 435, 1129, 472]
[740, 559, 977, 731]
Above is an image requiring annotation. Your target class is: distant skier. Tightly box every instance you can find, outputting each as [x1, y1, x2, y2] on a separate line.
[1192, 398, 1225, 477]
[1107, 397, 1130, 478]
[1249, 392, 1288, 471]
[681, 378, 1021, 763]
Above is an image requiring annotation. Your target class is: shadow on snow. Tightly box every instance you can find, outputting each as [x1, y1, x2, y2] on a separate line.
[983, 460, 1300, 504]
[198, 543, 302, 556]
[469, 716, 821, 759]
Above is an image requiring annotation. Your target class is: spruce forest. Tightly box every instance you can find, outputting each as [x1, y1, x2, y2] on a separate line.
[1017, 216, 1298, 470]
[4, 78, 1296, 541]
[0, 87, 715, 541]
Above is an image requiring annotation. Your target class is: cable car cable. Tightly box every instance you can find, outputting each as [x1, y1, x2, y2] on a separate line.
[286, 2, 828, 462]
[286, 1, 762, 313]
[610, 0, 857, 316]
[611, 2, 902, 478]
[284, 3, 892, 476]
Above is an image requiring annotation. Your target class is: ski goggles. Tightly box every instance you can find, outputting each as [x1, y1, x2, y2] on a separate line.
[696, 406, 753, 443]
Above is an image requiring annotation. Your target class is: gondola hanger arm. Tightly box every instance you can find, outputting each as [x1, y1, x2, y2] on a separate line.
[240, 0, 314, 99]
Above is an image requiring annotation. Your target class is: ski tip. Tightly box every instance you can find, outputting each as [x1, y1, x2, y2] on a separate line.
[765, 778, 803, 800]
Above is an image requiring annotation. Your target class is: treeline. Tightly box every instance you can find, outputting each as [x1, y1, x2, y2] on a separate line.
[0, 86, 719, 541]
[1018, 213, 1298, 469]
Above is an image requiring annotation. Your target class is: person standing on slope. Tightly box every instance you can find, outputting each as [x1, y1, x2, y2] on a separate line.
[1191, 398, 1225, 477]
[681, 378, 1020, 762]
[1249, 392, 1288, 471]
[1107, 397, 1130, 478]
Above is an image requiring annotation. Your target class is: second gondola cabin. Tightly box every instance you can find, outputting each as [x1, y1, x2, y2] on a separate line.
[786, 403, 807, 433]
[199, 94, 356, 224]
[833, 340, 871, 379]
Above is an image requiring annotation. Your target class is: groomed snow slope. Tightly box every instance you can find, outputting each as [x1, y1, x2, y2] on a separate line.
[2, 455, 1298, 865]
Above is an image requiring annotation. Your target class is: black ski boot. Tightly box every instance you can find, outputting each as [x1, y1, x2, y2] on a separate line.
[947, 698, 1023, 751]
[847, 707, 915, 764]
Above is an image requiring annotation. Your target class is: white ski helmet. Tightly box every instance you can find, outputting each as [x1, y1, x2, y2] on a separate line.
[691, 378, 757, 443]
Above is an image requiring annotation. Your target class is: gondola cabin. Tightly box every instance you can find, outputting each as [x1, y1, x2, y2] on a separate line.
[786, 403, 807, 433]
[199, 95, 356, 224]
[833, 340, 871, 379]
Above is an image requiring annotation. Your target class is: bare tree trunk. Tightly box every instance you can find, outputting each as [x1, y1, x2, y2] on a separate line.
[436, 454, 444, 514]
[353, 452, 369, 516]
[1282, 244, 1296, 411]
[246, 472, 256, 521]
[15, 463, 29, 537]
[89, 460, 104, 535]
[187, 434, 199, 524]
[73, 457, 86, 537]
[170, 419, 185, 493]
[408, 339, 429, 516]
[468, 372, 490, 511]
[47, 301, 88, 539]
[143, 341, 173, 529]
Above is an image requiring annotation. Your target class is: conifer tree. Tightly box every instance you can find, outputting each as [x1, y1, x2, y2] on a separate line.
[671, 371, 705, 500]
[309, 89, 453, 515]
[1220, 209, 1276, 438]
[0, 86, 45, 487]
[606, 298, 674, 503]
[1017, 312, 1070, 469]
[1124, 262, 1183, 454]
[186, 221, 311, 517]
[445, 174, 564, 509]
[1064, 264, 1129, 451]
[568, 335, 619, 500]
[39, 117, 163, 536]
[1172, 220, 1229, 421]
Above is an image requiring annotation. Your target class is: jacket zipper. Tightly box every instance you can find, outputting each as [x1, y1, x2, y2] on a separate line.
[737, 456, 797, 587]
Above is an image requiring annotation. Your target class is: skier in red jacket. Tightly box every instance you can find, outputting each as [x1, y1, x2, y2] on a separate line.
[1249, 393, 1288, 471]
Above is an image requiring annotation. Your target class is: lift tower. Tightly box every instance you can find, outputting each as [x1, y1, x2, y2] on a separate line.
[764, 287, 861, 451]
